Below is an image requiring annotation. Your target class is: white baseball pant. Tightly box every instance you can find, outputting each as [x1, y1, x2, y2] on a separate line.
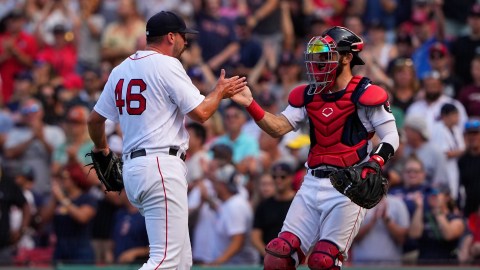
[281, 170, 367, 259]
[123, 153, 192, 270]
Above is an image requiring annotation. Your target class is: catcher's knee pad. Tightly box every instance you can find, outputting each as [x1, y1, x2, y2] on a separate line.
[264, 231, 305, 270]
[307, 240, 343, 270]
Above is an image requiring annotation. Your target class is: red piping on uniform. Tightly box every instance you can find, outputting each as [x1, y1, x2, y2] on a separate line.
[155, 157, 168, 269]
[129, 52, 159, 60]
[344, 207, 361, 252]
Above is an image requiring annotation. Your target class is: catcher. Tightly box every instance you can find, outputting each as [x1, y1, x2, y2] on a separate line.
[232, 26, 399, 270]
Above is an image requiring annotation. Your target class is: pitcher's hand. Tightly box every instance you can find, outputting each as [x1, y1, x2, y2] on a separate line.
[214, 69, 246, 99]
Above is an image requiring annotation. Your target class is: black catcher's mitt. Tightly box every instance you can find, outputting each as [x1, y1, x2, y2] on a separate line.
[329, 161, 388, 209]
[86, 150, 124, 192]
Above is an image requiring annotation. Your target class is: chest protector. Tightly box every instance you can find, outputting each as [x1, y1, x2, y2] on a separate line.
[288, 76, 387, 168]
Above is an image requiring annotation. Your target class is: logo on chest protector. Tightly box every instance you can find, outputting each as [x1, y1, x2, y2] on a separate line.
[322, 107, 333, 117]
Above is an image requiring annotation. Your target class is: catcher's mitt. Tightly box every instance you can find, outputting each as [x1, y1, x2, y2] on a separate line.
[86, 150, 124, 192]
[329, 161, 388, 209]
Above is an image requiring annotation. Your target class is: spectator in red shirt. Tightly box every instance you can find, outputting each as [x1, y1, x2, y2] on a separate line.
[0, 9, 37, 105]
[36, 24, 77, 82]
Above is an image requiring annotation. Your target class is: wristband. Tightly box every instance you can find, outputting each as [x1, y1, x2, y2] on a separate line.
[246, 100, 265, 121]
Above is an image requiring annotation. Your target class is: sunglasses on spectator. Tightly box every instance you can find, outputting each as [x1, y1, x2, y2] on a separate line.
[404, 168, 423, 174]
[225, 113, 241, 119]
[429, 53, 445, 60]
[394, 58, 414, 67]
[272, 174, 289, 180]
[20, 104, 40, 115]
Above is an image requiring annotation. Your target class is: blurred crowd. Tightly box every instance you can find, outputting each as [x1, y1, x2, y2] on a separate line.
[1, 0, 480, 267]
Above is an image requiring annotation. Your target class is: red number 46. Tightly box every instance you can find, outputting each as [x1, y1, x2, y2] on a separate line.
[115, 79, 147, 115]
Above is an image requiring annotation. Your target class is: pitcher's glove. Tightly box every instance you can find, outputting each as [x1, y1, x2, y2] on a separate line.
[86, 149, 124, 192]
[329, 161, 388, 209]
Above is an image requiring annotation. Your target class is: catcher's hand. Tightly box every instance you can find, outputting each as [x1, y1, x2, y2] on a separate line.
[329, 161, 388, 209]
[86, 149, 124, 192]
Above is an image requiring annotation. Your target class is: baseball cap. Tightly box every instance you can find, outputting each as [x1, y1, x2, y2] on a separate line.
[271, 162, 294, 175]
[67, 105, 88, 123]
[146, 11, 198, 37]
[65, 162, 91, 191]
[18, 165, 34, 182]
[470, 3, 480, 17]
[14, 71, 33, 82]
[286, 134, 310, 149]
[465, 119, 480, 133]
[211, 144, 233, 162]
[404, 115, 430, 140]
[429, 42, 448, 58]
[411, 10, 430, 25]
[214, 164, 238, 193]
[440, 103, 458, 116]
[427, 183, 450, 196]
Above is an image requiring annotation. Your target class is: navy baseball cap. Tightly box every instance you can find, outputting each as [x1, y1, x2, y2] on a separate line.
[146, 11, 198, 37]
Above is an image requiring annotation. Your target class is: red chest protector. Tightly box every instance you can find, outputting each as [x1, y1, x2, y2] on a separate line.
[288, 76, 388, 168]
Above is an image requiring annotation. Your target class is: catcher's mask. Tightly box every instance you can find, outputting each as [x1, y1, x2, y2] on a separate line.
[305, 26, 365, 95]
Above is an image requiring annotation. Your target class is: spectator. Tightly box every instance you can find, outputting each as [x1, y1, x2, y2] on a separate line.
[412, 184, 466, 264]
[0, 170, 30, 265]
[6, 71, 35, 114]
[214, 101, 260, 175]
[442, 0, 474, 38]
[74, 0, 106, 73]
[52, 105, 96, 184]
[66, 67, 102, 111]
[402, 115, 449, 185]
[388, 57, 419, 113]
[352, 196, 410, 265]
[10, 165, 38, 252]
[3, 98, 65, 199]
[100, 0, 146, 66]
[188, 143, 231, 264]
[406, 70, 468, 135]
[410, 0, 446, 79]
[112, 191, 149, 264]
[251, 162, 296, 262]
[458, 54, 480, 117]
[36, 24, 77, 81]
[257, 173, 275, 202]
[40, 162, 97, 264]
[304, 0, 347, 27]
[186, 122, 209, 185]
[246, 0, 282, 67]
[451, 3, 480, 85]
[230, 16, 263, 77]
[271, 51, 305, 110]
[458, 118, 480, 218]
[0, 9, 37, 105]
[389, 155, 430, 264]
[209, 164, 258, 265]
[430, 103, 465, 200]
[194, 0, 239, 74]
[427, 42, 463, 97]
[202, 111, 225, 149]
[32, 0, 77, 47]
[362, 21, 397, 85]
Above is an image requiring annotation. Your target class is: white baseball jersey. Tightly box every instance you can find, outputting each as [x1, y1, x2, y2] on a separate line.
[94, 50, 205, 154]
